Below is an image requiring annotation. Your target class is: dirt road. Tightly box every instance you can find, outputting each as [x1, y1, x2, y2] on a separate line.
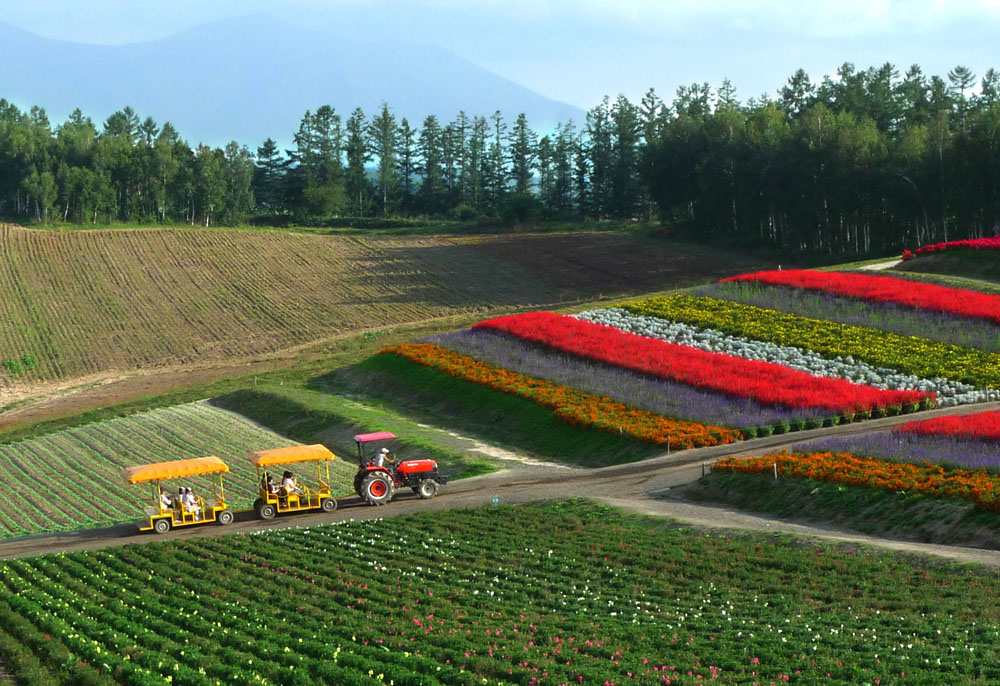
[4, 399, 1000, 565]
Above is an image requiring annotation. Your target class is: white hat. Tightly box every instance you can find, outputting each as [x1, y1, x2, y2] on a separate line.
[380, 448, 389, 453]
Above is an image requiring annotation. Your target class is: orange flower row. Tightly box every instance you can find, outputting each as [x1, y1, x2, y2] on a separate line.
[381, 343, 742, 448]
[713, 451, 1000, 510]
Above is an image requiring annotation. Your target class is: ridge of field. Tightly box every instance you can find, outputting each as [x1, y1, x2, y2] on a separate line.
[0, 223, 767, 408]
[2, 501, 1000, 685]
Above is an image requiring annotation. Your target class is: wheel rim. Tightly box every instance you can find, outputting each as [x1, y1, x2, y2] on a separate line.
[369, 480, 387, 498]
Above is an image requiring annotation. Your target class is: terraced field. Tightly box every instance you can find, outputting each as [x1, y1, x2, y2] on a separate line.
[0, 401, 356, 538]
[0, 224, 761, 406]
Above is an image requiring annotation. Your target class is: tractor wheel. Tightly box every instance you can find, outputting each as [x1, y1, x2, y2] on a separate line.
[320, 497, 338, 513]
[217, 510, 234, 526]
[353, 472, 365, 497]
[362, 473, 394, 506]
[417, 479, 439, 499]
[258, 503, 277, 520]
[153, 518, 171, 534]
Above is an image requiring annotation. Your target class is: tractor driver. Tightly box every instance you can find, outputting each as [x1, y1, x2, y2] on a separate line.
[374, 447, 392, 468]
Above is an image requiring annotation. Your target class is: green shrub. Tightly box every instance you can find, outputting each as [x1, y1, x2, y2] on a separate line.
[739, 426, 758, 439]
[2, 359, 21, 374]
[20, 354, 37, 369]
[805, 417, 824, 430]
[757, 425, 774, 437]
[790, 418, 807, 431]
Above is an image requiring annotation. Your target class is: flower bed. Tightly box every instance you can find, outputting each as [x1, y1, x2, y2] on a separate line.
[794, 429, 1000, 472]
[622, 294, 1000, 392]
[910, 236, 1000, 256]
[381, 343, 741, 447]
[578, 307, 981, 403]
[722, 269, 1000, 324]
[475, 312, 930, 413]
[713, 451, 1000, 510]
[895, 409, 1000, 441]
[429, 328, 819, 428]
[696, 280, 1000, 355]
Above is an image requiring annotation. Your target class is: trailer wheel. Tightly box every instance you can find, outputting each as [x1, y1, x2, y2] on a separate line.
[320, 497, 338, 512]
[362, 474, 394, 506]
[417, 479, 439, 499]
[252, 498, 262, 511]
[217, 510, 234, 526]
[258, 503, 277, 520]
[153, 518, 171, 534]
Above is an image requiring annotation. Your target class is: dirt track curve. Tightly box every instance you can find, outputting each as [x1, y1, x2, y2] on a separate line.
[4, 400, 1000, 566]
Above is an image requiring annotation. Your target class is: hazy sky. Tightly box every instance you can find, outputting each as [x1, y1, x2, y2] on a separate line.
[2, 0, 999, 109]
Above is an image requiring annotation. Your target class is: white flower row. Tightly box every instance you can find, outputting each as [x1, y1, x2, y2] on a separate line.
[576, 308, 999, 407]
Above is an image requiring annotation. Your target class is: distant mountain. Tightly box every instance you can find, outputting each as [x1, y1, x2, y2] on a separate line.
[0, 15, 584, 146]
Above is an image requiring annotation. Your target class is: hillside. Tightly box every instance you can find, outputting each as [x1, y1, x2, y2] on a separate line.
[0, 224, 766, 408]
[0, 16, 583, 145]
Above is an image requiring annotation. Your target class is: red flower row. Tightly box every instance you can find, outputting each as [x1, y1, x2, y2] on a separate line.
[474, 312, 930, 412]
[895, 409, 1000, 441]
[910, 236, 1000, 257]
[722, 269, 1000, 325]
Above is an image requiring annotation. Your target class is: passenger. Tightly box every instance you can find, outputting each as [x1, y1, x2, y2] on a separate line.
[176, 487, 185, 510]
[282, 470, 303, 495]
[261, 473, 277, 495]
[159, 486, 173, 510]
[182, 487, 201, 520]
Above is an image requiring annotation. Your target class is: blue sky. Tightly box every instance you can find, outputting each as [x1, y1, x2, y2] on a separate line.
[3, 0, 999, 109]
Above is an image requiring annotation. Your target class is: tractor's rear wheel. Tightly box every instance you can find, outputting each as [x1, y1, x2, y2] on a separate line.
[258, 503, 277, 520]
[217, 510, 234, 526]
[320, 497, 338, 512]
[417, 479, 439, 499]
[153, 518, 171, 534]
[362, 474, 394, 506]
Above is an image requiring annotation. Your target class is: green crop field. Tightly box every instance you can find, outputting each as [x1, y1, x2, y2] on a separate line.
[0, 224, 765, 408]
[1, 502, 999, 685]
[0, 401, 357, 538]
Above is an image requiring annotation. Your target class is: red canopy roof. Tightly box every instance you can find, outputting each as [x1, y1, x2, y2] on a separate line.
[354, 431, 396, 443]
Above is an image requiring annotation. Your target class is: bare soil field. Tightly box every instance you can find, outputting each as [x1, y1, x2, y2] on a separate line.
[0, 224, 766, 408]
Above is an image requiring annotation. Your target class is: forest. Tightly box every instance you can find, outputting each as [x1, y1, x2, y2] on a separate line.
[0, 61, 998, 256]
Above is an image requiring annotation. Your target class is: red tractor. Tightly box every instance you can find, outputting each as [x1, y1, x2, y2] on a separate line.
[353, 432, 448, 506]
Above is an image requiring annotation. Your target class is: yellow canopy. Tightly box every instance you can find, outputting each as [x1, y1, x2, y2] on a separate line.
[123, 456, 230, 484]
[250, 444, 336, 468]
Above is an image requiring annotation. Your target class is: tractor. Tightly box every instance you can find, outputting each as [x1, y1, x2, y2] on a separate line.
[353, 432, 448, 506]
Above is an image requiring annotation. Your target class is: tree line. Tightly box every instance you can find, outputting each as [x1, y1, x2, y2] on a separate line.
[1, 61, 998, 255]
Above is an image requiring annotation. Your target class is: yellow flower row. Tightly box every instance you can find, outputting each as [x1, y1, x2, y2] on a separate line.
[622, 295, 1000, 388]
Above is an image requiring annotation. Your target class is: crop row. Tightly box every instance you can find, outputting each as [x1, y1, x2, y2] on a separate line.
[380, 343, 740, 447]
[622, 294, 1000, 390]
[722, 269, 1000, 324]
[2, 503, 1000, 684]
[578, 307, 984, 403]
[714, 451, 1000, 510]
[475, 312, 930, 412]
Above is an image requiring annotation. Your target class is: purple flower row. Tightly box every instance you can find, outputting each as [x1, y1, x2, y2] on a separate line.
[794, 431, 1000, 472]
[427, 329, 820, 428]
[695, 281, 1000, 354]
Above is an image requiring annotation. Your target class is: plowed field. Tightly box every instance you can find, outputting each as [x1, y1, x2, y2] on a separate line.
[0, 225, 763, 405]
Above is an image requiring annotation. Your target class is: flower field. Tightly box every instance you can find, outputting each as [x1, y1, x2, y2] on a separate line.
[381, 343, 740, 448]
[696, 280, 1000, 355]
[0, 402, 356, 539]
[2, 502, 1000, 685]
[622, 294, 1000, 394]
[910, 236, 1000, 256]
[895, 409, 1000, 440]
[475, 312, 929, 413]
[429, 329, 820, 428]
[722, 269, 1000, 324]
[714, 451, 1000, 511]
